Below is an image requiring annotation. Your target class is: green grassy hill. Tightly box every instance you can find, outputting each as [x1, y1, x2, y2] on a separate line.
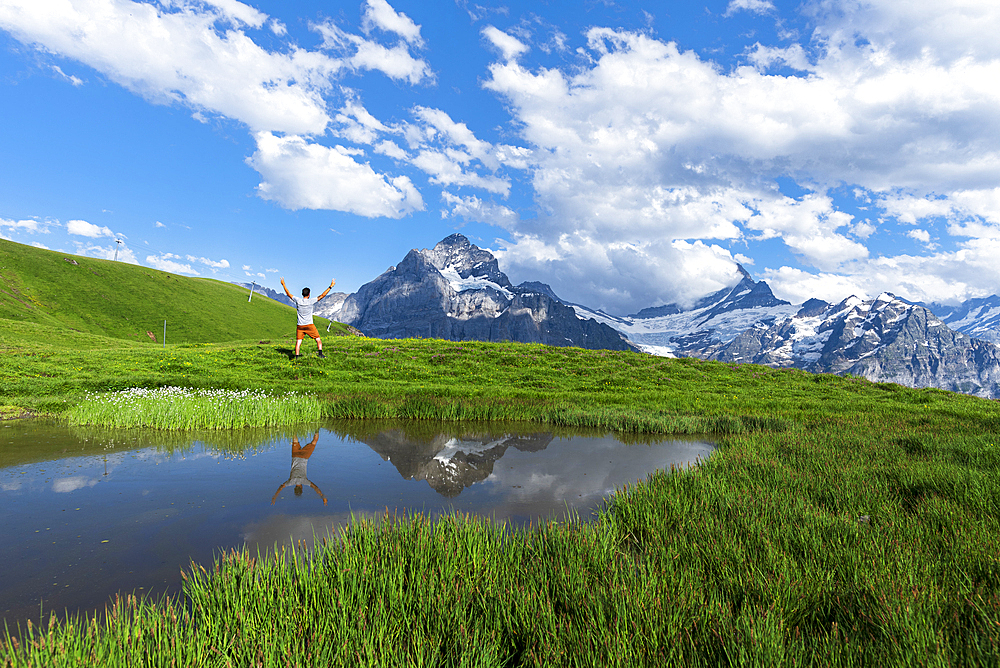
[0, 238, 351, 344]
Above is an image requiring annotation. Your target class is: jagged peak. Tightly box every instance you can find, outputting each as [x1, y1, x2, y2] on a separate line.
[433, 233, 472, 252]
[835, 295, 865, 310]
[408, 234, 514, 295]
[425, 234, 495, 273]
[874, 291, 898, 303]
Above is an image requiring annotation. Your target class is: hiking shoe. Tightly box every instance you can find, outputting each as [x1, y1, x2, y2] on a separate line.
[317, 351, 326, 358]
[294, 354, 302, 359]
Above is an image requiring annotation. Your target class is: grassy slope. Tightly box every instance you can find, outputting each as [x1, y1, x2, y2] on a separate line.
[0, 238, 350, 344]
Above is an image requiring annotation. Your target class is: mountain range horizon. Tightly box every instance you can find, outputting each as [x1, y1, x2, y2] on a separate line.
[236, 233, 1000, 399]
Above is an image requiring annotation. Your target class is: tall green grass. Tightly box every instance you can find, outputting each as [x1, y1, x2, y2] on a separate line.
[322, 395, 794, 434]
[66, 386, 321, 429]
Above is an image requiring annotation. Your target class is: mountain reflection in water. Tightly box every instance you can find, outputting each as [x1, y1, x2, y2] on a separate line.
[364, 431, 554, 497]
[0, 419, 714, 629]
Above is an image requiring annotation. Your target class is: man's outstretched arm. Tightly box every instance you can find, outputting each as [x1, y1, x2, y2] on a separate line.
[271, 481, 288, 504]
[316, 279, 336, 301]
[309, 482, 328, 505]
[280, 277, 294, 300]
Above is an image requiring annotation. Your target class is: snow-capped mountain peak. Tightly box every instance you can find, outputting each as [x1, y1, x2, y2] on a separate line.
[574, 268, 797, 357]
[709, 292, 1000, 398]
[421, 233, 512, 289]
[334, 234, 636, 351]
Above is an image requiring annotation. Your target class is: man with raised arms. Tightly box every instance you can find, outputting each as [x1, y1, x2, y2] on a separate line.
[271, 432, 327, 505]
[281, 277, 335, 359]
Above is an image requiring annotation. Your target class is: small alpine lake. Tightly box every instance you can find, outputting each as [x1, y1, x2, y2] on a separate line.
[0, 419, 715, 627]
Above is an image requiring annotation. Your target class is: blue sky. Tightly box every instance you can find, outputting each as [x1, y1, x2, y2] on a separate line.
[1, 0, 999, 314]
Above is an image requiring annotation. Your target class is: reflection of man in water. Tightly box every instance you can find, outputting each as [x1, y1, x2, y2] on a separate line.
[271, 433, 327, 505]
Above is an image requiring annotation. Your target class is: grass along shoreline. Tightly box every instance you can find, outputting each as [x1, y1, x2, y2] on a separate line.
[67, 386, 322, 430]
[2, 326, 1000, 665]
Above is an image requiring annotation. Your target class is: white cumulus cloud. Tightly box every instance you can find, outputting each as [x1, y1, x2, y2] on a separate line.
[744, 194, 869, 271]
[441, 192, 518, 229]
[0, 217, 53, 235]
[725, 0, 774, 17]
[479, 7, 1000, 312]
[66, 219, 114, 238]
[185, 255, 230, 269]
[0, 0, 342, 135]
[763, 231, 1000, 306]
[315, 21, 431, 85]
[76, 241, 139, 264]
[249, 132, 424, 218]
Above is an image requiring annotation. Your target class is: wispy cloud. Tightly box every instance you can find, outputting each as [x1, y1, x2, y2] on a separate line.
[0, 217, 54, 235]
[185, 255, 230, 269]
[724, 0, 775, 17]
[50, 64, 83, 86]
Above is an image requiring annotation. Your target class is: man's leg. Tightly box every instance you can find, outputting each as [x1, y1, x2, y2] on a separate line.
[316, 336, 325, 357]
[294, 335, 302, 356]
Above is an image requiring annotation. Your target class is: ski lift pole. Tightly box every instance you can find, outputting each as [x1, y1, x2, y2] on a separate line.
[248, 281, 257, 302]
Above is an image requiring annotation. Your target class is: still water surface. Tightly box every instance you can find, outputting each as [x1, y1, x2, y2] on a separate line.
[0, 420, 714, 626]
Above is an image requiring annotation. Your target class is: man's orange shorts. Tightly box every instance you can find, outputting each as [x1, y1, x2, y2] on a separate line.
[296, 324, 321, 340]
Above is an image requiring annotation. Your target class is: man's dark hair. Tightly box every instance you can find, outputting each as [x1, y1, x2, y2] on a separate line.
[302, 287, 310, 297]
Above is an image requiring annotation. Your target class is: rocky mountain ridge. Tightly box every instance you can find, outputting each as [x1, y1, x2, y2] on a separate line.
[921, 295, 1000, 345]
[332, 234, 636, 351]
[570, 270, 1000, 398]
[572, 267, 799, 358]
[710, 293, 1000, 398]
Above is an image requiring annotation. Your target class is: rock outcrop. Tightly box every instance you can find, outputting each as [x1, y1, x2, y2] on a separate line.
[922, 295, 1000, 345]
[334, 234, 636, 351]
